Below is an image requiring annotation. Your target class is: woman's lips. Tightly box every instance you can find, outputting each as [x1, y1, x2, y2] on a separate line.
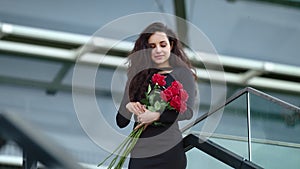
[154, 55, 164, 59]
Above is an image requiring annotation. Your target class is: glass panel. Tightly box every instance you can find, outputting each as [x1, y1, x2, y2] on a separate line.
[186, 148, 232, 169]
[250, 93, 300, 169]
[190, 93, 249, 159]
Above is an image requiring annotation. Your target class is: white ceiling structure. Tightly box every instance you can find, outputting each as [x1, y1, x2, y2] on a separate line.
[0, 0, 300, 95]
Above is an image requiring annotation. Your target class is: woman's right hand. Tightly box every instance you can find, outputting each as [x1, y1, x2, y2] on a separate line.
[126, 102, 145, 116]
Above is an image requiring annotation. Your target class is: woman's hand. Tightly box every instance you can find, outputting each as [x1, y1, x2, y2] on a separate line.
[138, 110, 160, 123]
[126, 102, 145, 116]
[135, 110, 160, 130]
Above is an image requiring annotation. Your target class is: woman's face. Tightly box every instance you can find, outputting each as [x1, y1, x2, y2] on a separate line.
[148, 31, 172, 68]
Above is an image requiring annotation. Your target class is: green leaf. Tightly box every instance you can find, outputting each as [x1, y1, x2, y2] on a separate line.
[140, 98, 148, 105]
[148, 106, 155, 112]
[154, 101, 161, 111]
[149, 94, 155, 105]
[159, 102, 167, 111]
[147, 84, 151, 95]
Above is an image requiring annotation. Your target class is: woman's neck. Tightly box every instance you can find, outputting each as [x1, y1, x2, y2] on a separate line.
[156, 66, 172, 70]
[157, 67, 173, 74]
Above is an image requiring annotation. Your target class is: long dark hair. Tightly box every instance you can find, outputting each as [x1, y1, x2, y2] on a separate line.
[126, 22, 195, 101]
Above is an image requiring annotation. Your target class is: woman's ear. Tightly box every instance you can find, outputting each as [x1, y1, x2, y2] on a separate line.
[170, 41, 174, 49]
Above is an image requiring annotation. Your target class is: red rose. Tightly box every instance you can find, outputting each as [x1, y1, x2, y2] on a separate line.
[169, 86, 180, 96]
[160, 88, 173, 102]
[170, 96, 188, 113]
[171, 81, 183, 89]
[179, 89, 189, 102]
[152, 74, 166, 86]
[154, 77, 189, 114]
[170, 95, 181, 112]
[179, 101, 187, 113]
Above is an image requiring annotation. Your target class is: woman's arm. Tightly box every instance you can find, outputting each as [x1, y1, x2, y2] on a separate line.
[116, 83, 145, 128]
[116, 82, 132, 128]
[116, 98, 132, 128]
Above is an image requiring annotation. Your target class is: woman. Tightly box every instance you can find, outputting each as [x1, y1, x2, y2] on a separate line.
[116, 22, 196, 169]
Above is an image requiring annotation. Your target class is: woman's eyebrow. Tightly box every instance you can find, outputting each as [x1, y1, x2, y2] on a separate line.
[148, 41, 165, 44]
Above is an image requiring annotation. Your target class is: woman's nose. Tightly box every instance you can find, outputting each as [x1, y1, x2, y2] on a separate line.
[155, 46, 162, 53]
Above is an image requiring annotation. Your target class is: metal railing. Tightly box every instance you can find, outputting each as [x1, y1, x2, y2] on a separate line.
[181, 87, 300, 168]
[183, 134, 263, 169]
[0, 111, 84, 169]
[182, 87, 300, 133]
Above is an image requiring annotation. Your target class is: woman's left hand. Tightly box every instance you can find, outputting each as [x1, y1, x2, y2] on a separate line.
[135, 110, 160, 130]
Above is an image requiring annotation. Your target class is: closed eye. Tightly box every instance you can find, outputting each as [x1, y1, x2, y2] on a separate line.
[160, 42, 167, 47]
[148, 41, 168, 48]
[147, 43, 155, 48]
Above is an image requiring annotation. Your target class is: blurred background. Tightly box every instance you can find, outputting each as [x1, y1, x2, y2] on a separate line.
[0, 0, 299, 168]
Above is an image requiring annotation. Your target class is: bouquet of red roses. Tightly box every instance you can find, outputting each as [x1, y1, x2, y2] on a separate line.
[97, 73, 189, 169]
[142, 73, 189, 114]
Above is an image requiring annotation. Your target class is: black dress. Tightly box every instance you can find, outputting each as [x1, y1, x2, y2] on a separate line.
[116, 67, 195, 169]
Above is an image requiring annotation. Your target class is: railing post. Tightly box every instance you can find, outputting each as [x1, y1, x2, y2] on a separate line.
[246, 91, 252, 161]
[0, 138, 6, 148]
[22, 150, 37, 169]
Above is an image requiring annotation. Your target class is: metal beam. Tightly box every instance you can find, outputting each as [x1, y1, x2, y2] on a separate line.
[0, 40, 76, 61]
[46, 63, 72, 95]
[0, 75, 112, 96]
[173, 0, 189, 44]
[239, 0, 300, 9]
[0, 22, 89, 45]
[1, 22, 300, 94]
[240, 70, 264, 84]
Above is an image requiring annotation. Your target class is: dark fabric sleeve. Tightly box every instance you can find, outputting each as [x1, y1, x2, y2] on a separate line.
[159, 67, 196, 123]
[116, 82, 132, 128]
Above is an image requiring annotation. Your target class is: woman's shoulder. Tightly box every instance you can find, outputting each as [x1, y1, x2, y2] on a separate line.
[172, 66, 193, 76]
[170, 66, 196, 84]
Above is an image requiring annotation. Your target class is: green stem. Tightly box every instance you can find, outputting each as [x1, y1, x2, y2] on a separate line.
[116, 126, 144, 168]
[112, 131, 138, 169]
[97, 129, 138, 167]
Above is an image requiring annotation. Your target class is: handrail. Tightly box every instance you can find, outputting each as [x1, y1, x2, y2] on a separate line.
[181, 87, 248, 133]
[183, 134, 263, 169]
[181, 87, 300, 133]
[0, 111, 84, 169]
[246, 87, 300, 112]
[181, 87, 300, 168]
